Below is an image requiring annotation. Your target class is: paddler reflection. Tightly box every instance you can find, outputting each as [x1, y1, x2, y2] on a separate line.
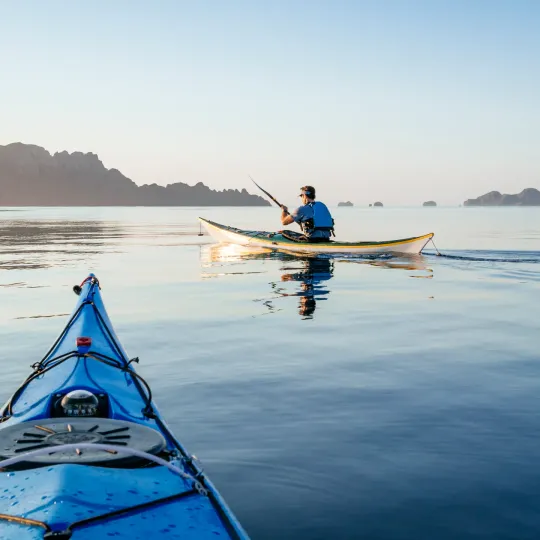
[201, 244, 432, 319]
[278, 257, 334, 319]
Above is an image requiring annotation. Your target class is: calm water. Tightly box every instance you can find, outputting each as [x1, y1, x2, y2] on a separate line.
[1, 206, 539, 539]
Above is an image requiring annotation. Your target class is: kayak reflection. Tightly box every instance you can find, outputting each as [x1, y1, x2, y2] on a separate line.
[200, 243, 432, 319]
[200, 244, 334, 319]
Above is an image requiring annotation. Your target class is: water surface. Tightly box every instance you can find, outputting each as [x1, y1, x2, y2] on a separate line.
[1, 206, 539, 539]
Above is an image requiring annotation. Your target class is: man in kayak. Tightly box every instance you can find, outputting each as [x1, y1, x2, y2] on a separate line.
[280, 185, 335, 242]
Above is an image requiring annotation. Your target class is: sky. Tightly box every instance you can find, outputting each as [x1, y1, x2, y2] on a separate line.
[1, 0, 539, 205]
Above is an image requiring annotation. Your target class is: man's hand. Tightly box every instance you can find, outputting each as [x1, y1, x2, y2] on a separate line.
[281, 206, 294, 226]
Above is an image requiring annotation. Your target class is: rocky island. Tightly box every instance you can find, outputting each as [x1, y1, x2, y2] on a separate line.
[464, 188, 540, 206]
[0, 143, 270, 206]
[338, 201, 353, 207]
[373, 201, 383, 207]
[423, 201, 437, 207]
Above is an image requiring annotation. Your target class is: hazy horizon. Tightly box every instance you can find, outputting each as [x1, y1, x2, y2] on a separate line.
[1, 1, 539, 206]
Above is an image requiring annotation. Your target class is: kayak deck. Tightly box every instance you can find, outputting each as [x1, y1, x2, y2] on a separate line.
[199, 217, 434, 254]
[0, 275, 247, 539]
[0, 466, 226, 540]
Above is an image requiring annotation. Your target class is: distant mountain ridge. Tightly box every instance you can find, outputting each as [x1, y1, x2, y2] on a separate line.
[464, 188, 540, 206]
[0, 143, 270, 206]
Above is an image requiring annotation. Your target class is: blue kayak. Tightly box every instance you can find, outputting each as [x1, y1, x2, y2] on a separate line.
[0, 275, 248, 539]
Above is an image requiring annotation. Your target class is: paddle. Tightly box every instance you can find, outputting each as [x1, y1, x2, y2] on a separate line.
[249, 176, 290, 215]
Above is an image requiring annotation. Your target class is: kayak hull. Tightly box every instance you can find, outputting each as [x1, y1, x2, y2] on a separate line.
[0, 275, 248, 539]
[199, 218, 434, 255]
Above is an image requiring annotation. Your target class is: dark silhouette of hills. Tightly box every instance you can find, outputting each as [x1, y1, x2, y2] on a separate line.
[464, 188, 540, 206]
[0, 143, 270, 206]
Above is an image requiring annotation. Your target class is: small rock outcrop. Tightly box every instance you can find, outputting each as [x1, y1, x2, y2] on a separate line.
[423, 201, 437, 207]
[464, 188, 540, 206]
[338, 201, 354, 207]
[373, 201, 383, 207]
[0, 142, 270, 206]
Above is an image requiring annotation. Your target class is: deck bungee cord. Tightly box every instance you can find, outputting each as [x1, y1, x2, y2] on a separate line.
[0, 487, 201, 540]
[1, 276, 207, 473]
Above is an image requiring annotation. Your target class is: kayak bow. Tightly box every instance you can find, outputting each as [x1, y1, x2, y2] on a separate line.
[199, 217, 434, 255]
[0, 275, 248, 540]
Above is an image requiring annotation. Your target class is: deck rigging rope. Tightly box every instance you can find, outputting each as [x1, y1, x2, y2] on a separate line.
[430, 238, 442, 256]
[0, 278, 205, 469]
[0, 278, 204, 470]
[0, 443, 205, 490]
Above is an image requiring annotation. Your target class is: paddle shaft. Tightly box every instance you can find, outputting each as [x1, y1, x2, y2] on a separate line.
[249, 176, 290, 215]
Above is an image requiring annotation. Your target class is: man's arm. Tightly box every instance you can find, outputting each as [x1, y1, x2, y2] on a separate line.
[281, 206, 295, 226]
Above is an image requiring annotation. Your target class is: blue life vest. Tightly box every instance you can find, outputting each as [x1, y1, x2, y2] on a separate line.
[311, 202, 334, 229]
[304, 202, 335, 236]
